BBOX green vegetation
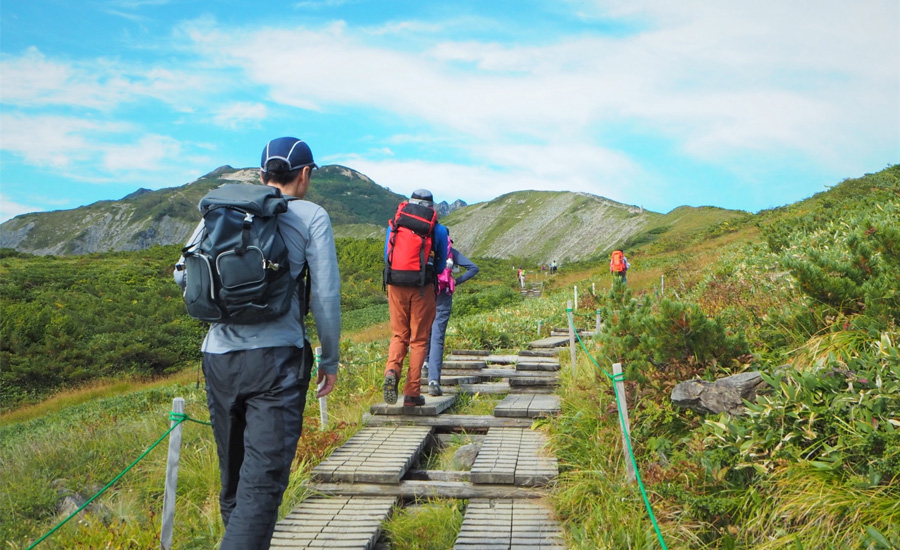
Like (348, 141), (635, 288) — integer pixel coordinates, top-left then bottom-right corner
(1, 164), (898, 549)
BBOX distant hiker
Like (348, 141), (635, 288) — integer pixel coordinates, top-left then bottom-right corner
(518, 267), (526, 289)
(610, 249), (631, 285)
(550, 260), (558, 275)
(383, 189), (449, 407)
(426, 242), (479, 396)
(174, 136), (341, 550)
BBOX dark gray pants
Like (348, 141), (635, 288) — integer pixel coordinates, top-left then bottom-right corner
(203, 345), (311, 550)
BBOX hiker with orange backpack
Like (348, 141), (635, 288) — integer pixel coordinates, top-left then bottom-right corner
(382, 189), (449, 407)
(610, 249), (631, 285)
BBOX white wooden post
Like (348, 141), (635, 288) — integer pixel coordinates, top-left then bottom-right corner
(592, 282), (596, 296)
(660, 275), (665, 296)
(566, 301), (577, 373)
(537, 320), (543, 338)
(160, 397), (184, 550)
(315, 346), (328, 430)
(595, 310), (601, 333)
(612, 363), (636, 483)
(573, 286), (578, 311)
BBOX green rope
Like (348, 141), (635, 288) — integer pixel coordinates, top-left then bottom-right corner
(27, 411), (210, 549)
(567, 307), (668, 550)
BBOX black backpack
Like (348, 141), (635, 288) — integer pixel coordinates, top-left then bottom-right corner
(177, 184), (307, 324)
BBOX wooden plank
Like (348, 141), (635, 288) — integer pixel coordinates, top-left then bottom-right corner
(528, 336), (569, 348)
(369, 394), (456, 416)
(453, 499), (565, 550)
(308, 480), (548, 500)
(471, 428), (557, 487)
(452, 349), (490, 356)
(271, 496), (396, 550)
(362, 413), (534, 429)
(311, 426), (432, 484)
(518, 349), (559, 358)
(515, 362), (561, 372)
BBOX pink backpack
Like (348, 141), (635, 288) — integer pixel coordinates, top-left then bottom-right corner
(436, 240), (455, 295)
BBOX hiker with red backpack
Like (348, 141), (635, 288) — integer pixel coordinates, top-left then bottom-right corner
(426, 241), (479, 396)
(382, 189), (449, 407)
(610, 249), (631, 284)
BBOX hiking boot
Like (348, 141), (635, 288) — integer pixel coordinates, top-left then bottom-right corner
(403, 395), (426, 407)
(428, 380), (443, 397)
(383, 371), (398, 405)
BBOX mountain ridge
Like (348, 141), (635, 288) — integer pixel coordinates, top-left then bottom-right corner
(0, 165), (745, 261)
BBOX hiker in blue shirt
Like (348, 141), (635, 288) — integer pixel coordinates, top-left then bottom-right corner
(426, 244), (479, 396)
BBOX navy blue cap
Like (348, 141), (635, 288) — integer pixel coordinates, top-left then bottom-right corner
(260, 137), (317, 172)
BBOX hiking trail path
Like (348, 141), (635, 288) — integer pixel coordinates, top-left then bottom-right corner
(271, 328), (573, 549)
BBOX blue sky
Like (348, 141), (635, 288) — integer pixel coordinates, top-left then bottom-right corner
(1, 1), (898, 223)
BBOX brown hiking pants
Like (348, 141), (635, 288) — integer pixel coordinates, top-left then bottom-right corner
(385, 284), (437, 398)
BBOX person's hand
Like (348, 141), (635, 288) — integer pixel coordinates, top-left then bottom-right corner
(316, 372), (336, 398)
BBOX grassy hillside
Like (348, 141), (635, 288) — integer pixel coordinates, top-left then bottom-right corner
(443, 190), (656, 263)
(1, 165), (898, 549)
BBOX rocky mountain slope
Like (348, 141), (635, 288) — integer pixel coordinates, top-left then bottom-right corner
(0, 164), (746, 262)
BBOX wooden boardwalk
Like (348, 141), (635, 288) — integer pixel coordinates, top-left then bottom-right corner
(275, 344), (568, 549)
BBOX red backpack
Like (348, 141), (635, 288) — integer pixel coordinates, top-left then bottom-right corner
(610, 250), (626, 273)
(384, 201), (438, 287)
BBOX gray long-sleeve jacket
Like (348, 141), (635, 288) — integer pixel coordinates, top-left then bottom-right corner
(174, 198), (341, 375)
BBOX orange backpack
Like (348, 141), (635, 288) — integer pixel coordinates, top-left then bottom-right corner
(384, 201), (438, 287)
(610, 250), (626, 273)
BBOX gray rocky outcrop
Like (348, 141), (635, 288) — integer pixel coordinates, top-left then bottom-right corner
(671, 371), (767, 415)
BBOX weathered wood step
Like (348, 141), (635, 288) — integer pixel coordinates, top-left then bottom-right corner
(516, 362), (561, 372)
(309, 480), (547, 500)
(441, 360), (487, 370)
(311, 426), (432, 484)
(452, 349), (490, 356)
(362, 413), (534, 429)
(453, 499), (565, 550)
(271, 496), (395, 549)
(470, 428), (558, 486)
(509, 376), (560, 388)
(418, 375), (481, 386)
(528, 336), (569, 348)
(370, 394), (457, 416)
(518, 349), (559, 358)
(494, 394), (561, 418)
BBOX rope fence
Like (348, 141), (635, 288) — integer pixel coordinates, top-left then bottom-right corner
(26, 408), (212, 550)
(567, 304), (669, 550)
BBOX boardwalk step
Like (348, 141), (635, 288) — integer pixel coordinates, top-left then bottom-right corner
(494, 394), (561, 418)
(452, 349), (490, 356)
(471, 428), (558, 486)
(442, 360), (487, 370)
(516, 362), (561, 372)
(518, 349), (558, 358)
(528, 336), (570, 348)
(418, 375), (481, 386)
(453, 499), (565, 550)
(271, 496), (395, 549)
(370, 394), (457, 416)
(509, 377), (560, 388)
(311, 426), (432, 484)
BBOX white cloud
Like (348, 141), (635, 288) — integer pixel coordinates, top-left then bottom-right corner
(213, 102), (269, 129)
(179, 2), (897, 171)
(0, 195), (45, 223)
(102, 134), (183, 172)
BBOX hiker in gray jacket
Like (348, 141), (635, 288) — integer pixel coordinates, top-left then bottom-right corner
(174, 137), (340, 550)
